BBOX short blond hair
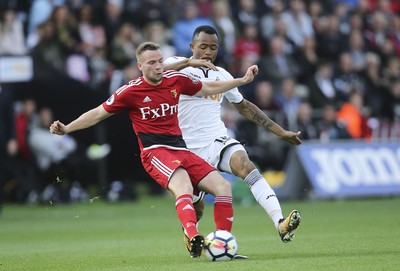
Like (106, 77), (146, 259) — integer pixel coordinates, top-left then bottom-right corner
(135, 42), (161, 60)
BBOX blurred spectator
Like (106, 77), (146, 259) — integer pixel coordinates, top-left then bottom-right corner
(381, 79), (400, 121)
(0, 86), (18, 212)
(316, 14), (346, 61)
(294, 36), (318, 84)
(88, 46), (112, 88)
(308, 0), (326, 34)
(197, 0), (213, 17)
(30, 20), (65, 72)
(379, 38), (397, 69)
(337, 89), (372, 139)
(361, 52), (386, 117)
(281, 0), (314, 48)
(66, 54), (91, 83)
(259, 0), (285, 42)
(14, 99), (38, 163)
(144, 21), (176, 60)
(75, 1), (111, 86)
(295, 101), (319, 140)
(110, 22), (142, 69)
(101, 0), (125, 46)
(273, 18), (297, 55)
(372, 0), (395, 20)
(0, 9), (27, 55)
(333, 2), (352, 35)
(77, 4), (107, 58)
(51, 5), (81, 55)
(171, 1), (214, 56)
(29, 107), (77, 180)
(231, 54), (259, 98)
(132, 0), (171, 28)
(274, 77), (301, 130)
(352, 0), (373, 30)
(232, 0), (259, 28)
(28, 107), (90, 203)
(233, 23), (261, 65)
(347, 11), (365, 33)
(109, 63), (141, 95)
(306, 60), (337, 109)
(49, 5), (89, 81)
(316, 104), (352, 142)
(221, 107), (239, 139)
(27, 0), (54, 36)
(251, 80), (281, 112)
(258, 35), (300, 90)
(380, 0), (400, 13)
(364, 11), (390, 57)
(210, 0), (237, 64)
(333, 52), (365, 103)
(12, 99), (40, 202)
(382, 57), (400, 85)
(387, 14), (400, 58)
(346, 30), (368, 72)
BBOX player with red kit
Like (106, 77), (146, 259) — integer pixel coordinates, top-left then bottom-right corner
(50, 42), (258, 258)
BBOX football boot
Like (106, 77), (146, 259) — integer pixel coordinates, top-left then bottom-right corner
(189, 234), (204, 258)
(278, 210), (301, 243)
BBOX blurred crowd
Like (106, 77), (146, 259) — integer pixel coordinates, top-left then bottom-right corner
(1, 0), (400, 204)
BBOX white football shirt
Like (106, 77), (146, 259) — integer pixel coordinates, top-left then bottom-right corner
(164, 56), (244, 148)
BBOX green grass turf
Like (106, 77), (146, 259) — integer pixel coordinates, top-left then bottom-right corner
(1, 195), (399, 271)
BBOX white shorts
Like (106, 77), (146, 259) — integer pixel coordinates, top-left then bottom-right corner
(191, 136), (245, 203)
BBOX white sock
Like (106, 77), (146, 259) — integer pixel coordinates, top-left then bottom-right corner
(244, 169), (283, 229)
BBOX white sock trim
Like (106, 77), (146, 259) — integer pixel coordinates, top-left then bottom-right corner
(243, 168), (261, 188)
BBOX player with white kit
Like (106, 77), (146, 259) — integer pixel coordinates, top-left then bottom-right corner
(164, 25), (302, 254)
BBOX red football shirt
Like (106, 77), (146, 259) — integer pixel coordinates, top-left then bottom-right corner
(102, 70), (202, 151)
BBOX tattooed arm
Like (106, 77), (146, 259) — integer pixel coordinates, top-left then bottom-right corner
(233, 99), (302, 145)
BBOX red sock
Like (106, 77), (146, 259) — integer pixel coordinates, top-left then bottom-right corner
(175, 194), (198, 239)
(214, 196), (233, 231)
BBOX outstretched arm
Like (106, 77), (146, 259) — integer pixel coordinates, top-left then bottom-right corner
(233, 99), (302, 145)
(164, 58), (218, 71)
(196, 65), (258, 96)
(50, 105), (113, 135)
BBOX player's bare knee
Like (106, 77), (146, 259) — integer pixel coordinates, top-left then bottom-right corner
(217, 179), (232, 196)
(231, 155), (256, 179)
(242, 159), (257, 176)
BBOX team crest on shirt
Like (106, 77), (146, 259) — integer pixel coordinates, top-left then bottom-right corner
(171, 89), (177, 98)
(172, 160), (181, 164)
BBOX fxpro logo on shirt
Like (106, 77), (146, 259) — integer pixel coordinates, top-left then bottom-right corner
(139, 103), (178, 120)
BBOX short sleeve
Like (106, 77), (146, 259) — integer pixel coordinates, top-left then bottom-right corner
(179, 75), (203, 96)
(102, 84), (131, 114)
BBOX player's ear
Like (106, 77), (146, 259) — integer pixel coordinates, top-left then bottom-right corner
(137, 62), (142, 71)
(190, 42), (195, 52)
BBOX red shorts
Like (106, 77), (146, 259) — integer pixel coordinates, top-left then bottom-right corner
(141, 147), (216, 190)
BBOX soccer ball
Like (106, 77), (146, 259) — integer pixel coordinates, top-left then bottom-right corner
(204, 230), (238, 261)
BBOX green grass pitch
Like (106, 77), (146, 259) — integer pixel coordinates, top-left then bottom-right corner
(1, 195), (399, 271)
